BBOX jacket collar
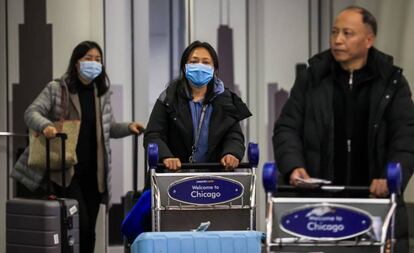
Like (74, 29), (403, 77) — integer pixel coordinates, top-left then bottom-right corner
(160, 78), (251, 121)
(308, 47), (398, 83)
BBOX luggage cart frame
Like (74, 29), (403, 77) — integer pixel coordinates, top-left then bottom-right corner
(147, 142), (259, 232)
(262, 162), (402, 253)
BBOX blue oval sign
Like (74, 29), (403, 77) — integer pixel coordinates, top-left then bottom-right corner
(280, 204), (372, 240)
(168, 176), (244, 205)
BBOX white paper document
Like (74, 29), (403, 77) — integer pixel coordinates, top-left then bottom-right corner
(295, 177), (332, 185)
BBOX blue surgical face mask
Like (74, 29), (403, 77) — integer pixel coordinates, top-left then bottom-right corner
(79, 61), (102, 82)
(185, 63), (214, 87)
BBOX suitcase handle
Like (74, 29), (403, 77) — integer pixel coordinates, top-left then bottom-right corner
(1, 131), (68, 197)
(133, 134), (138, 192)
(133, 129), (145, 192)
(45, 133), (68, 196)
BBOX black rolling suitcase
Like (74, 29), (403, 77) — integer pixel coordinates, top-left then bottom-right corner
(6, 133), (80, 253)
(122, 133), (148, 252)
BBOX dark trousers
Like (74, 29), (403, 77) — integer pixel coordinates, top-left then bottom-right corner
(393, 199), (410, 253)
(54, 170), (102, 253)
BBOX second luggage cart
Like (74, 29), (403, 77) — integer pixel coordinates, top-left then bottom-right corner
(147, 142), (259, 232)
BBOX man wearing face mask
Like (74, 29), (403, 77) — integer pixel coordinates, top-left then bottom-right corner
(13, 41), (145, 253)
(144, 41), (251, 172)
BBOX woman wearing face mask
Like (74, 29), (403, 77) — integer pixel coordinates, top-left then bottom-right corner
(144, 41), (251, 171)
(12, 41), (145, 253)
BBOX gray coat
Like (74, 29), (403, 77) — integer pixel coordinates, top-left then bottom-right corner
(11, 78), (132, 206)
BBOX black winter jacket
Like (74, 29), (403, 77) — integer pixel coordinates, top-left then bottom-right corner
(145, 79), (252, 165)
(273, 48), (414, 192)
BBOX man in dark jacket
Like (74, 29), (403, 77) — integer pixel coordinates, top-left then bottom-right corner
(273, 6), (414, 252)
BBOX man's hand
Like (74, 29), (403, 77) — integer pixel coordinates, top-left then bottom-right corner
(220, 154), (240, 171)
(369, 179), (389, 198)
(128, 122), (145, 135)
(289, 167), (310, 186)
(42, 126), (58, 139)
(163, 158), (181, 171)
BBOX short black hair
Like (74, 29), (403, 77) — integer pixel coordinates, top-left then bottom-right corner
(179, 40), (219, 78)
(343, 6), (377, 35)
(65, 41), (109, 96)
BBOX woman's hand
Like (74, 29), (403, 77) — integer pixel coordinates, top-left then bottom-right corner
(42, 126), (58, 139)
(220, 154), (239, 171)
(128, 122), (145, 135)
(163, 158), (181, 171)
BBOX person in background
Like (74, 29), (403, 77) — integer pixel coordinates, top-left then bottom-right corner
(273, 6), (414, 252)
(144, 40), (251, 171)
(12, 41), (145, 253)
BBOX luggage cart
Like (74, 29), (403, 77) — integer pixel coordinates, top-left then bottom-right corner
(262, 162), (402, 253)
(146, 142), (259, 232)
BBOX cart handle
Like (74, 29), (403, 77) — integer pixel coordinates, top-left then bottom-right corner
(147, 142), (259, 170)
(276, 185), (369, 193)
(262, 162), (402, 195)
(0, 131), (28, 137)
(152, 162), (253, 172)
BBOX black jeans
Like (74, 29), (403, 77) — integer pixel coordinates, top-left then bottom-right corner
(54, 171), (102, 253)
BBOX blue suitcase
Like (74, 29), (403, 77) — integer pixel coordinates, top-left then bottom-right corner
(131, 230), (263, 253)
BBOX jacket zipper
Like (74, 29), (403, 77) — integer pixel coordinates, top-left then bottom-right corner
(348, 70), (354, 90)
(346, 139), (352, 185)
(346, 70), (353, 184)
